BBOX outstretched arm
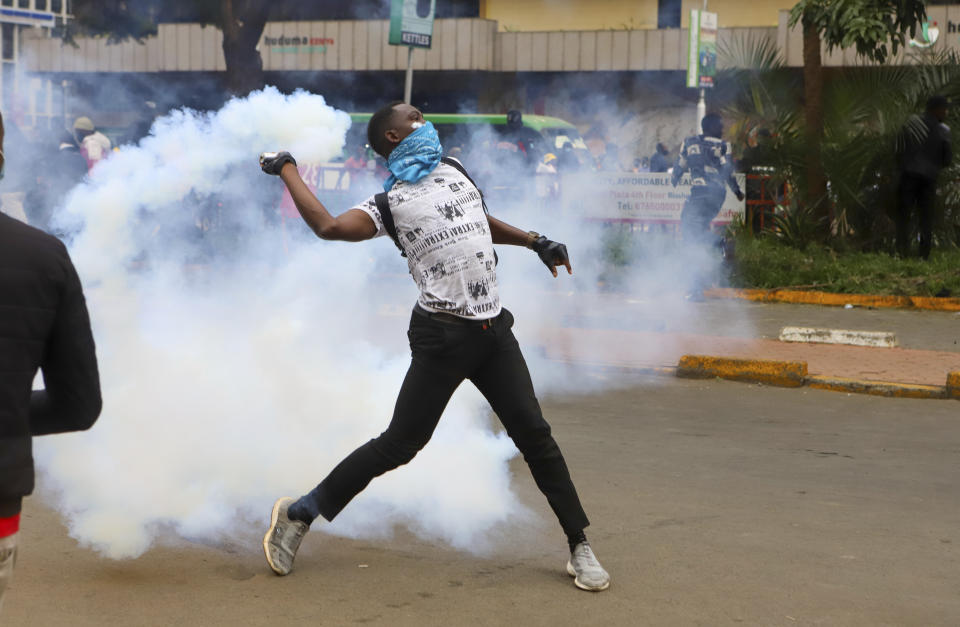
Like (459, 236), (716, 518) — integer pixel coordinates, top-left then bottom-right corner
(488, 214), (537, 247)
(487, 214), (572, 277)
(262, 152), (377, 241)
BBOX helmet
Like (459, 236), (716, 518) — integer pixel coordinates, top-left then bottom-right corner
(543, 153), (557, 164)
(73, 116), (95, 132)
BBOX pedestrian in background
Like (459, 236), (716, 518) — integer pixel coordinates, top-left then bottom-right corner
(897, 95), (952, 260)
(650, 142), (671, 173)
(24, 131), (89, 233)
(672, 113), (744, 300)
(536, 152), (559, 203)
(0, 110), (102, 616)
(72, 116), (112, 171)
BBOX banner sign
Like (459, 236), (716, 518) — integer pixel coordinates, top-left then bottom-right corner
(389, 0), (437, 48)
(687, 10), (718, 88)
(570, 172), (746, 226)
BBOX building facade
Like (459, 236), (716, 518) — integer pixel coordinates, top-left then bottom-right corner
(6, 1), (960, 160)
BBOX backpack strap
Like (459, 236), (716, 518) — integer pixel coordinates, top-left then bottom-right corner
(441, 156), (488, 214)
(374, 191), (406, 257)
(440, 156), (497, 266)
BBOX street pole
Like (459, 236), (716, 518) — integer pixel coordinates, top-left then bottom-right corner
(696, 0), (708, 132)
(403, 46), (414, 104)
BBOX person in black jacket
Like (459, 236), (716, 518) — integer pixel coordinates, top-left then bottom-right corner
(897, 95), (953, 259)
(649, 142), (671, 173)
(0, 111), (102, 615)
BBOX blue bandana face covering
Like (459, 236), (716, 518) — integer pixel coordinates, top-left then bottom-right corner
(383, 121), (443, 191)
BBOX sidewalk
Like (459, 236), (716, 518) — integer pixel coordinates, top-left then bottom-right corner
(537, 326), (960, 387)
(531, 295), (960, 396)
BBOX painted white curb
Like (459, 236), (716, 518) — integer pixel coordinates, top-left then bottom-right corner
(778, 326), (899, 348)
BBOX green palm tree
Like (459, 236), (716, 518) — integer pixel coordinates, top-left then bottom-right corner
(720, 35), (960, 253)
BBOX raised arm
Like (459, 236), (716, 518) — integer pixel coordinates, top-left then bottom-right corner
(261, 152), (377, 242)
(487, 214), (572, 277)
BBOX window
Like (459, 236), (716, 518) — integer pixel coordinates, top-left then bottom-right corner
(658, 0), (682, 29)
(1, 24), (14, 61)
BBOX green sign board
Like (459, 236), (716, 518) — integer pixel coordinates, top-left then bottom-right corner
(389, 0), (437, 48)
(687, 10), (718, 89)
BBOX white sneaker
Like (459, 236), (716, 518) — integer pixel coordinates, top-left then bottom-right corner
(566, 541), (610, 591)
(263, 497), (308, 576)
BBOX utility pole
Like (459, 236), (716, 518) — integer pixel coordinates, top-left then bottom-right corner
(696, 0), (708, 132)
(403, 47), (414, 104)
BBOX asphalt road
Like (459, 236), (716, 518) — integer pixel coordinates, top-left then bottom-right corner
(4, 377), (959, 626)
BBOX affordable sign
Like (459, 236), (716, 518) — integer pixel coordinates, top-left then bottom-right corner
(570, 172), (746, 226)
(389, 0), (437, 48)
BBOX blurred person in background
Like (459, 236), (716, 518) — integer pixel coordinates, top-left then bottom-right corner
(556, 141), (581, 174)
(672, 113), (744, 300)
(24, 131), (88, 233)
(633, 156), (650, 173)
(502, 109), (542, 166)
(0, 110), (102, 616)
(596, 143), (621, 171)
(341, 144), (370, 191)
(649, 142), (671, 173)
(897, 95), (952, 260)
(536, 152), (559, 204)
(72, 116), (112, 171)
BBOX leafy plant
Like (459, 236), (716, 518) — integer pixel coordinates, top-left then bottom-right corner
(720, 34), (960, 254)
(771, 203), (824, 250)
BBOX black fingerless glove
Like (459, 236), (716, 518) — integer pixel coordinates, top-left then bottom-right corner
(259, 151), (297, 175)
(531, 235), (570, 270)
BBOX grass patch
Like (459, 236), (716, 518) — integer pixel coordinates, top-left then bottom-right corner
(730, 237), (960, 297)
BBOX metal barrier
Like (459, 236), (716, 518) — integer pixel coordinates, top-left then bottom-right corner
(745, 173), (786, 233)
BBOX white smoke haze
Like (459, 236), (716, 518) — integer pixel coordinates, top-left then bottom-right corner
(34, 87), (525, 560)
(31, 85), (744, 560)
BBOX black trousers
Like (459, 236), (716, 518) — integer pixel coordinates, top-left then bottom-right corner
(292, 307), (590, 537)
(897, 172), (936, 259)
(680, 187), (727, 292)
(680, 186), (726, 246)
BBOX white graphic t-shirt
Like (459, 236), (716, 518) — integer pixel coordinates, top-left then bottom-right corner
(355, 160), (501, 319)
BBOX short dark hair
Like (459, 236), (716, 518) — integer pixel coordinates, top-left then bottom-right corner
(927, 95), (949, 112)
(367, 100), (405, 158)
(701, 113), (723, 136)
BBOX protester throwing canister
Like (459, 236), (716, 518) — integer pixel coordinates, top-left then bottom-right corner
(259, 101), (610, 592)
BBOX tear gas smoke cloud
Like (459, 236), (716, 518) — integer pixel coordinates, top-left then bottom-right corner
(32, 86), (745, 561)
(33, 88), (526, 559)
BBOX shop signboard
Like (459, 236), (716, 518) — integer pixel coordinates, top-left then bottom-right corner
(389, 0), (437, 48)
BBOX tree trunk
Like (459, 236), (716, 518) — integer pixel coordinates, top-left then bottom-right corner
(801, 16), (829, 232)
(221, 0), (271, 96)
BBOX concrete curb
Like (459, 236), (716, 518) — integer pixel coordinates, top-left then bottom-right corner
(547, 357), (959, 401)
(676, 355), (808, 387)
(674, 355), (957, 400)
(806, 375), (947, 399)
(779, 326), (898, 348)
(948, 372), (960, 400)
(705, 288), (960, 312)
